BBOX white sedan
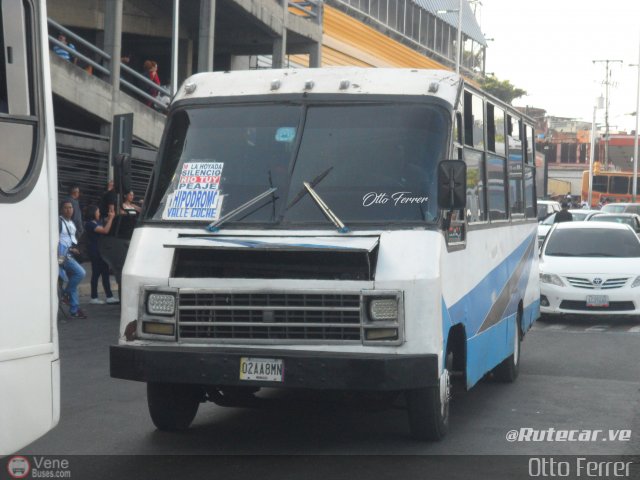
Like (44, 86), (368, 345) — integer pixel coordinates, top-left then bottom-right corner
(539, 222), (640, 319)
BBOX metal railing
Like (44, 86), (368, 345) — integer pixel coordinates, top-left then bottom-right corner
(47, 2), (322, 113)
(48, 18), (171, 112)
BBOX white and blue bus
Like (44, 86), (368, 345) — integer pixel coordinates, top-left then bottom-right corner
(0, 0), (60, 455)
(110, 68), (540, 440)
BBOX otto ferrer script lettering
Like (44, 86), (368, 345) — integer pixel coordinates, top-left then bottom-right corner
(362, 191), (429, 207)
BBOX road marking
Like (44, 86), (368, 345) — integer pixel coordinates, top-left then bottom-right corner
(585, 325), (608, 332)
(628, 326), (640, 333)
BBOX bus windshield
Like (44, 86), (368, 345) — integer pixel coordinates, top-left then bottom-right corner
(146, 102), (449, 227)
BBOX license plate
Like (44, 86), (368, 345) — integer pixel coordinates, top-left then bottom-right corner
(239, 357), (284, 382)
(586, 295), (609, 307)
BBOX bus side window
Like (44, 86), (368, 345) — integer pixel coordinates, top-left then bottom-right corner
(463, 92), (484, 150)
(507, 115), (524, 216)
(525, 125), (534, 164)
(0, 0), (37, 194)
(464, 149), (486, 222)
(524, 166), (536, 218)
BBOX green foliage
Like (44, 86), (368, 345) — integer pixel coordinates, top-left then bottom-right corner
(480, 76), (527, 105)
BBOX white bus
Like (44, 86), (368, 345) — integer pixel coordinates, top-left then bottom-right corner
(0, 0), (60, 455)
(110, 68), (540, 440)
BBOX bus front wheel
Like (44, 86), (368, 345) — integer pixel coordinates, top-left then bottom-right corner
(406, 354), (451, 441)
(147, 383), (202, 431)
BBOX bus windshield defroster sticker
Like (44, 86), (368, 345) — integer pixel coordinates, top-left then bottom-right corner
(162, 162), (224, 220)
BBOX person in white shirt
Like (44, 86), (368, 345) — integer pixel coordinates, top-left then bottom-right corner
(59, 200), (87, 318)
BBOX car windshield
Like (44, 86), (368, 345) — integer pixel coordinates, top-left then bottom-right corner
(545, 228), (640, 257)
(601, 204), (625, 213)
(146, 102), (449, 227)
(569, 211), (588, 221)
(590, 215), (636, 228)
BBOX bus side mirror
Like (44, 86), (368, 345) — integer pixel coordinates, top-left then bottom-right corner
(438, 160), (466, 210)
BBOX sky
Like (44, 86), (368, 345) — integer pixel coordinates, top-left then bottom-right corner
(480, 0), (640, 133)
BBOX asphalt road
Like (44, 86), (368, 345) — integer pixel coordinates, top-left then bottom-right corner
(18, 300), (640, 477)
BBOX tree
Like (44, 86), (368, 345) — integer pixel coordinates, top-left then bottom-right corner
(479, 75), (527, 105)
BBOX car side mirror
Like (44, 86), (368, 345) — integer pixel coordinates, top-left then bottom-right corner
(437, 160), (466, 210)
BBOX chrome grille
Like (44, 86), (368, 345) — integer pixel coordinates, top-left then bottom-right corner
(565, 277), (630, 289)
(178, 292), (362, 342)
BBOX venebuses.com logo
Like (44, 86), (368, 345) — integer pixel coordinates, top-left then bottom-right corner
(6, 456), (72, 478)
(6, 456), (30, 479)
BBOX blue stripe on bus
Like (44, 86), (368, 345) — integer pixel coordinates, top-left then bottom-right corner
(447, 233), (535, 338)
(440, 232), (538, 387)
(465, 312), (517, 387)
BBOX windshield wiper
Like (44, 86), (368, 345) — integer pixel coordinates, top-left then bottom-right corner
(303, 181), (349, 233)
(286, 166), (333, 209)
(206, 187), (277, 232)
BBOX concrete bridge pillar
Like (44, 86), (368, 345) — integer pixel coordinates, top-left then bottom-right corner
(197, 0), (216, 72)
(272, 0), (287, 69)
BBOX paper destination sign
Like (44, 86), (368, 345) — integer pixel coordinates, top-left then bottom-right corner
(162, 161), (224, 220)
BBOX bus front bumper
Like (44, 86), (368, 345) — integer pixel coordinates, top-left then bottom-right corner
(110, 345), (438, 391)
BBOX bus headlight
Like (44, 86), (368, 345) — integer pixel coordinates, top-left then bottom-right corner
(147, 293), (176, 316)
(369, 298), (398, 321)
(631, 276), (640, 288)
(362, 291), (403, 345)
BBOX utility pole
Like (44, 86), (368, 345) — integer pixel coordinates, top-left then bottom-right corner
(593, 59), (623, 169)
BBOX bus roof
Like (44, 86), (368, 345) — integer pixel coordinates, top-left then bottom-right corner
(173, 67), (462, 105)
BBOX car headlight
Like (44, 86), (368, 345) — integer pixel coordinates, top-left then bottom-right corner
(368, 298), (398, 321)
(631, 276), (640, 288)
(147, 293), (176, 315)
(540, 273), (565, 287)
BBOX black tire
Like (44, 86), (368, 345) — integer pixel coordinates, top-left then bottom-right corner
(147, 383), (202, 431)
(492, 317), (522, 383)
(406, 354), (451, 441)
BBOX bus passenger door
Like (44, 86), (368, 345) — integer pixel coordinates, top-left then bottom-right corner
(0, 0), (60, 455)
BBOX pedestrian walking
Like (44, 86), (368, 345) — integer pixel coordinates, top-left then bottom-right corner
(58, 200), (87, 319)
(84, 205), (119, 305)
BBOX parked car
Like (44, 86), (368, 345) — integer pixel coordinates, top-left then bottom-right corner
(601, 202), (640, 215)
(537, 209), (602, 247)
(588, 213), (640, 234)
(537, 200), (561, 221)
(539, 222), (640, 320)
